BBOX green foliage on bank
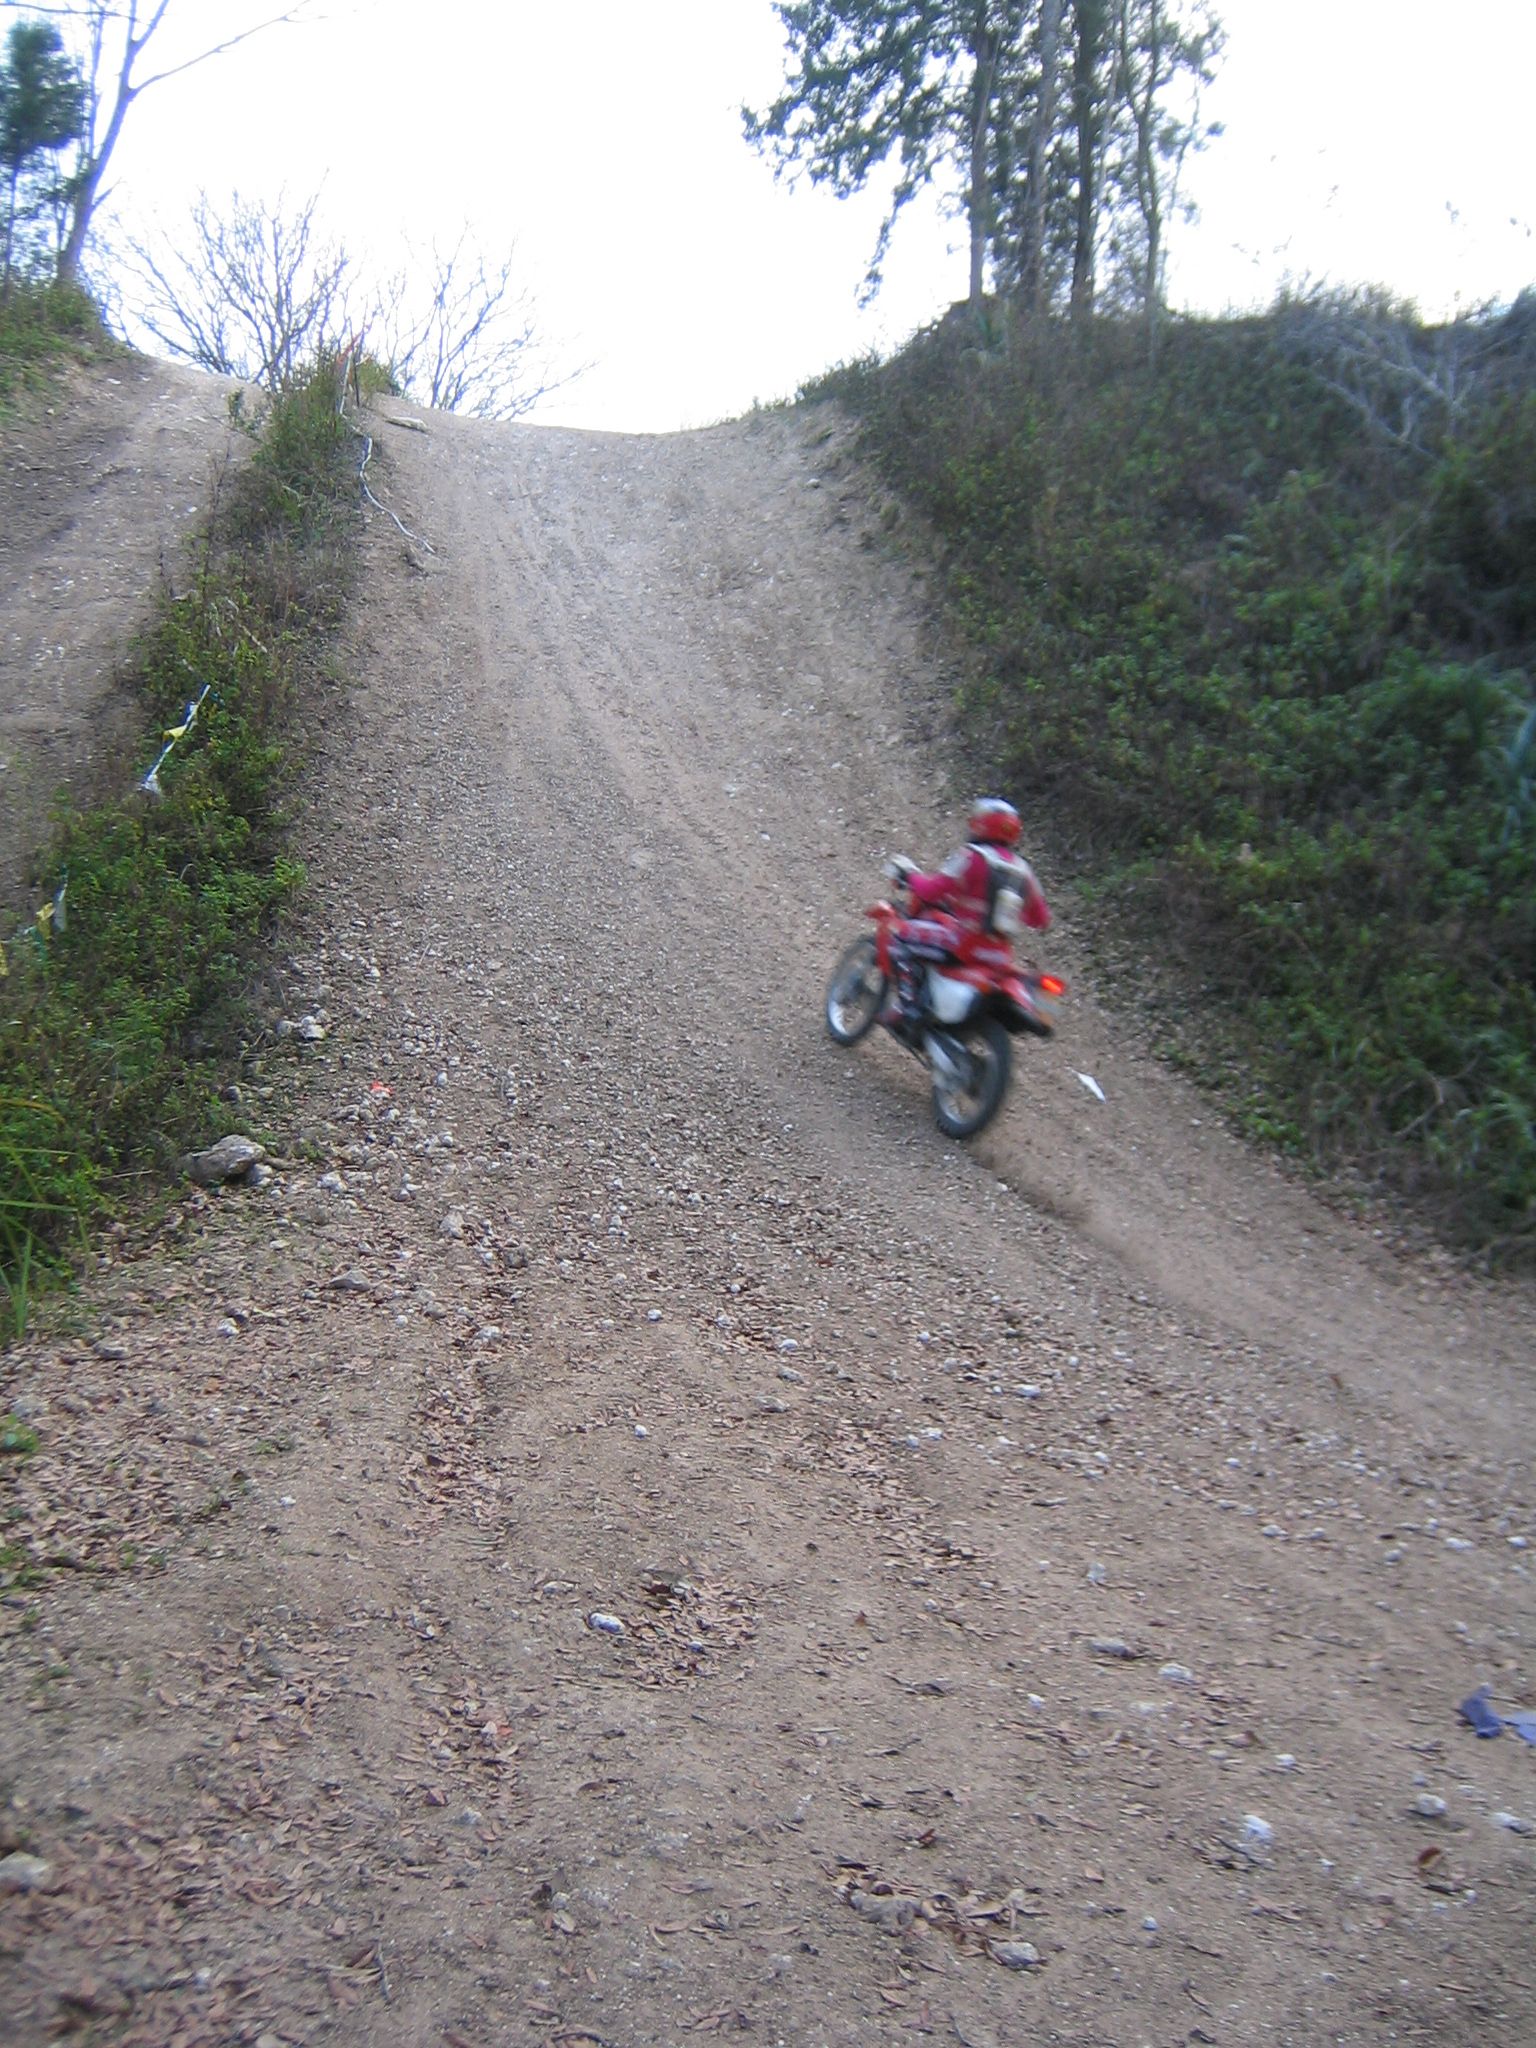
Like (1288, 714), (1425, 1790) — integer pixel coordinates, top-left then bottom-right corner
(811, 296), (1536, 1255)
(0, 354), (357, 1332)
(0, 278), (109, 407)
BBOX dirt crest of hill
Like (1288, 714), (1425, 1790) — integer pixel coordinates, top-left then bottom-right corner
(1, 376), (1533, 2048)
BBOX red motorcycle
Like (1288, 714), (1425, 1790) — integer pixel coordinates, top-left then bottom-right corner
(824, 857), (1066, 1138)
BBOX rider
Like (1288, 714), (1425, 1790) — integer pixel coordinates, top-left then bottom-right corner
(882, 798), (1050, 1034)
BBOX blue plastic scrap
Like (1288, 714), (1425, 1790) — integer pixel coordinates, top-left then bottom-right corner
(1458, 1687), (1507, 1738)
(1504, 1709), (1536, 1746)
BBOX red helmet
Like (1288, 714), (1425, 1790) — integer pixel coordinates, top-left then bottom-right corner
(968, 797), (1022, 846)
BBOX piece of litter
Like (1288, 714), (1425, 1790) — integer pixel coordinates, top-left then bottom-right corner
(1503, 1709), (1536, 1746)
(1074, 1071), (1106, 1102)
(1458, 1687), (1505, 1738)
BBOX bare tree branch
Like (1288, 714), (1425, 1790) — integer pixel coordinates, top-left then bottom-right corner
(371, 233), (572, 421)
(120, 186), (351, 388)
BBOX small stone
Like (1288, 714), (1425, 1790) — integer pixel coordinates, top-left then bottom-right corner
(1086, 1562), (1107, 1586)
(184, 1135), (265, 1186)
(439, 1209), (466, 1239)
(1240, 1814), (1274, 1846)
(587, 1613), (626, 1636)
(1444, 1536), (1473, 1551)
(1412, 1794), (1448, 1820)
(0, 1853), (51, 1893)
(1261, 1523), (1286, 1539)
(1013, 1384), (1042, 1398)
(849, 1889), (915, 1934)
(1089, 1637), (1138, 1660)
(646, 1308), (662, 1323)
(1491, 1810), (1533, 1834)
(989, 1939), (1042, 1970)
(1158, 1662), (1195, 1684)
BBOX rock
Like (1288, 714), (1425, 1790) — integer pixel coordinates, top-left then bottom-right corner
(184, 1135), (265, 1186)
(1491, 1810), (1533, 1834)
(849, 1889), (915, 1934)
(1240, 1814), (1274, 1846)
(0, 1852), (51, 1893)
(439, 1209), (466, 1239)
(1412, 1794), (1448, 1820)
(587, 1613), (626, 1636)
(990, 1939), (1042, 1970)
(1089, 1637), (1138, 1660)
(1158, 1662), (1195, 1684)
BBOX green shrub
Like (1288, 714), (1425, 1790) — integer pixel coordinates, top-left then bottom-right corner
(0, 354), (354, 1330)
(830, 302), (1536, 1255)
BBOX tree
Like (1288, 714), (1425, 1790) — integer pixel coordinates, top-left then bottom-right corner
(746, 1), (1224, 325)
(1106, 0), (1222, 343)
(0, 16), (84, 288)
(373, 233), (554, 421)
(4, 2), (315, 282)
(123, 187), (350, 388)
(744, 2), (1031, 308)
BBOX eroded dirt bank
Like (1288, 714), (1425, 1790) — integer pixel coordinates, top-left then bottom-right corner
(2, 389), (1533, 2048)
(0, 358), (242, 910)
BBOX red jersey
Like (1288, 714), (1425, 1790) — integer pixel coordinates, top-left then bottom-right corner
(907, 842), (1050, 937)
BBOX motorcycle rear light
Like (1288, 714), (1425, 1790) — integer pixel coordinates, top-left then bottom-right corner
(1038, 974), (1066, 997)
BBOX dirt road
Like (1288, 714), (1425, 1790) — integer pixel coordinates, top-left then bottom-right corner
(3, 383), (1533, 2048)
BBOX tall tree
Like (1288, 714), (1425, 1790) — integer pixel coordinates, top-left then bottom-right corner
(0, 17), (83, 287)
(1108, 0), (1223, 342)
(1067, 0), (1113, 316)
(744, 2), (1030, 308)
(4, 2), (315, 282)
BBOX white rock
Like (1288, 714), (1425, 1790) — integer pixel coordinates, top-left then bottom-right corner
(0, 1853), (50, 1893)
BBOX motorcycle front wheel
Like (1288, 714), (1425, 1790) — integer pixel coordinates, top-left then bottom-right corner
(825, 935), (887, 1045)
(931, 1017), (1012, 1137)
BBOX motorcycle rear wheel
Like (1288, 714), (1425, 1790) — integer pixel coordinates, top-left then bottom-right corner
(931, 1017), (1012, 1138)
(825, 935), (887, 1045)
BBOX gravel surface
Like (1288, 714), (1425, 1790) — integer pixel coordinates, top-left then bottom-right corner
(2, 377), (1533, 2048)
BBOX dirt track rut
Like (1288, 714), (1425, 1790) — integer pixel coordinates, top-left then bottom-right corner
(2, 389), (1533, 2048)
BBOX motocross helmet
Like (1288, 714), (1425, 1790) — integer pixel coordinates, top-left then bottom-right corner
(968, 797), (1022, 847)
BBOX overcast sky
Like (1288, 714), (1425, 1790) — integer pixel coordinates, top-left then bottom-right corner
(82, 0), (1536, 432)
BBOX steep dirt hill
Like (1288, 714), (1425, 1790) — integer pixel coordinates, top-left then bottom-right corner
(1, 379), (1533, 2048)
(0, 357), (243, 910)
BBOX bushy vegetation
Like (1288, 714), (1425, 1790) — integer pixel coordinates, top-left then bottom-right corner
(0, 351), (357, 1333)
(0, 278), (108, 406)
(811, 294), (1536, 1255)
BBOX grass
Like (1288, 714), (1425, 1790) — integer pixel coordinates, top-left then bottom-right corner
(0, 279), (112, 410)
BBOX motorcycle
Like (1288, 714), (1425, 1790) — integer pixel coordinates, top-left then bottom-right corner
(824, 856), (1066, 1138)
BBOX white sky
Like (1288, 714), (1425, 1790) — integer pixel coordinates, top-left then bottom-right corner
(76, 0), (1536, 432)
